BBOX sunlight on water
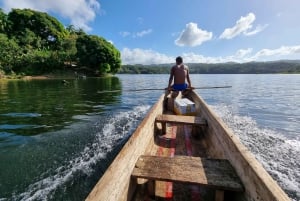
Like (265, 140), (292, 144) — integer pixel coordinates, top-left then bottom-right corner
(212, 104), (300, 200)
(7, 105), (150, 201)
(0, 113), (42, 118)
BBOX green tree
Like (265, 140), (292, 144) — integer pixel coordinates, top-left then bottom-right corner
(7, 9), (67, 50)
(76, 35), (121, 75)
(13, 49), (64, 75)
(0, 9), (7, 33)
(0, 8), (123, 77)
(66, 25), (76, 34)
(0, 33), (21, 73)
(100, 63), (111, 73)
(60, 34), (78, 66)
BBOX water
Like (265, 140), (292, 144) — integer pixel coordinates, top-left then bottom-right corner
(0, 74), (299, 201)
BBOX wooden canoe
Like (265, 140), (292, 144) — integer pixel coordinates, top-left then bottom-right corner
(86, 90), (290, 201)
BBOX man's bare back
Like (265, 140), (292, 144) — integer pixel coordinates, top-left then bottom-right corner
(168, 56), (192, 91)
(172, 64), (188, 85)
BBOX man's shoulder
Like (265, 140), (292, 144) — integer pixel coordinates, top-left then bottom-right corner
(171, 65), (177, 71)
(171, 64), (189, 70)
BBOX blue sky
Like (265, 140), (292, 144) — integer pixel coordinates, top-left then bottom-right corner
(1, 0), (300, 64)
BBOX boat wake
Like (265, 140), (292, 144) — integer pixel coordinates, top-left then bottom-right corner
(213, 104), (300, 201)
(7, 105), (151, 201)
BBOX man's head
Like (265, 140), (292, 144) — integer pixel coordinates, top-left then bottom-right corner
(176, 56), (183, 64)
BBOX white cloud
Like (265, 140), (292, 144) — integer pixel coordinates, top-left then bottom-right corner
(220, 13), (255, 39)
(120, 29), (153, 38)
(234, 48), (253, 58)
(1, 0), (100, 32)
(175, 22), (213, 47)
(181, 49), (253, 63)
(277, 12), (283, 17)
(135, 29), (152, 37)
(219, 13), (266, 39)
(137, 17), (144, 25)
(251, 45), (300, 60)
(181, 52), (222, 63)
(121, 48), (173, 65)
(244, 24), (268, 36)
(121, 45), (300, 65)
(120, 31), (131, 37)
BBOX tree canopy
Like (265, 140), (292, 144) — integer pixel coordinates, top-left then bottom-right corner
(0, 8), (121, 77)
(76, 35), (121, 75)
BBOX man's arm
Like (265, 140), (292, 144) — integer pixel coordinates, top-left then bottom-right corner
(186, 67), (192, 88)
(168, 67), (174, 90)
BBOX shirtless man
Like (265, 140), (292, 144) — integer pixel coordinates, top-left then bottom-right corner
(167, 56), (192, 97)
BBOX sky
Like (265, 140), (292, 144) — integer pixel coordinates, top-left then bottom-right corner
(1, 0), (300, 65)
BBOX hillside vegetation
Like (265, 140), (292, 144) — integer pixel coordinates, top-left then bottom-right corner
(120, 61), (300, 74)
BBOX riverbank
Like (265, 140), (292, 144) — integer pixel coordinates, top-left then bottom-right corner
(0, 75), (73, 81)
(0, 70), (80, 81)
(22, 75), (52, 80)
(0, 72), (115, 81)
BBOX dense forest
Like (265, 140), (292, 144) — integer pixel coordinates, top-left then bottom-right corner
(0, 8), (121, 78)
(120, 60), (300, 74)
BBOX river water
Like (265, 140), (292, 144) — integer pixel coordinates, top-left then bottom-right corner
(0, 74), (299, 201)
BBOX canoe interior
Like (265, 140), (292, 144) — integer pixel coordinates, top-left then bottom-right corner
(86, 91), (290, 201)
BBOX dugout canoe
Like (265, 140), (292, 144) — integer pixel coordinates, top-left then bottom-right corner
(86, 90), (290, 201)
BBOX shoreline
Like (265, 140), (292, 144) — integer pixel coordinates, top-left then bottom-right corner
(0, 75), (70, 81)
(22, 75), (52, 80)
(0, 73), (114, 81)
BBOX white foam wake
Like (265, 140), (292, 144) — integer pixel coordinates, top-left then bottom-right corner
(9, 105), (151, 201)
(212, 104), (300, 201)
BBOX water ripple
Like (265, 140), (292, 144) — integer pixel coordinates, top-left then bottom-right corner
(0, 113), (42, 118)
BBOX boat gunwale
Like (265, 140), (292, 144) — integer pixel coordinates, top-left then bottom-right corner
(189, 91), (290, 201)
(86, 94), (165, 201)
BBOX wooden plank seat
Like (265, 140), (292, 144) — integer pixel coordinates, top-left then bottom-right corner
(156, 114), (207, 125)
(155, 114), (207, 134)
(132, 155), (244, 201)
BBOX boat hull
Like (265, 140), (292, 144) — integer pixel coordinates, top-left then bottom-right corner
(86, 91), (290, 201)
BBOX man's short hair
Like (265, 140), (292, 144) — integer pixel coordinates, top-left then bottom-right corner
(176, 56), (183, 63)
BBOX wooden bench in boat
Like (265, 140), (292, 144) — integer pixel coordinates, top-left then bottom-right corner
(155, 114), (207, 133)
(132, 155), (244, 201)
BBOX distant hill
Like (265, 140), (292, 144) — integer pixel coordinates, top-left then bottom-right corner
(119, 60), (300, 74)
